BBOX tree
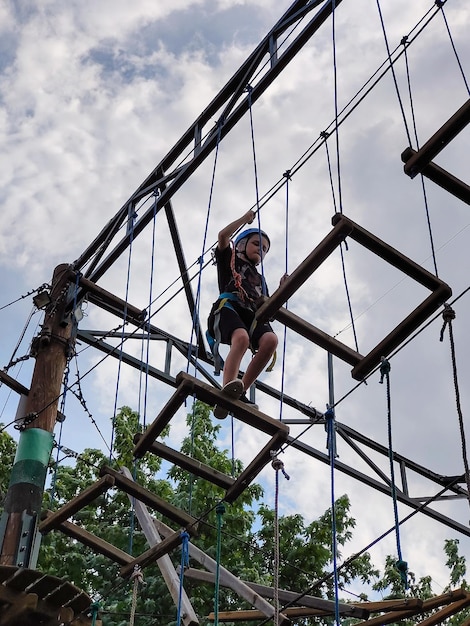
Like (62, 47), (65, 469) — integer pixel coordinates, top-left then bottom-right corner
(3, 404), (467, 625)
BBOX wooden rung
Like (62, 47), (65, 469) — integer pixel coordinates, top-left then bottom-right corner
(225, 431), (289, 503)
(133, 381), (190, 457)
(79, 276), (146, 323)
(100, 466), (199, 535)
(182, 567), (368, 618)
(403, 98), (470, 179)
(257, 213), (451, 381)
(120, 529), (184, 579)
(255, 215), (354, 323)
(133, 435), (235, 490)
(42, 512), (133, 566)
(2, 567), (44, 592)
(175, 372), (290, 438)
(207, 608), (290, 624)
(43, 581), (83, 606)
(39, 475), (115, 534)
(274, 306), (363, 367)
(64, 591), (94, 613)
(351, 284), (450, 381)
(401, 147), (470, 206)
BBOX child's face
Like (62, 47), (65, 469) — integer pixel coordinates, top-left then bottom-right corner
(245, 234), (269, 265)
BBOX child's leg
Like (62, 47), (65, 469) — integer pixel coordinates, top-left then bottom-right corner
(242, 331), (278, 391)
(222, 327), (249, 386)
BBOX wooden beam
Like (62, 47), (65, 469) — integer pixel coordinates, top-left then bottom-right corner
(79, 275), (146, 323)
(416, 595), (470, 626)
(401, 147), (470, 205)
(403, 98), (470, 178)
(0, 370), (29, 397)
(39, 475), (115, 534)
(100, 465), (199, 534)
(175, 372), (290, 438)
(225, 430), (289, 503)
(41, 512), (133, 566)
(120, 530), (184, 579)
(353, 589), (468, 626)
(182, 567), (368, 618)
(133, 436), (235, 490)
(120, 467), (199, 626)
(153, 518), (289, 625)
(273, 306), (362, 366)
(255, 215), (354, 322)
(133, 381), (189, 457)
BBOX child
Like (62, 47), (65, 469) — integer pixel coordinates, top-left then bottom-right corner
(207, 210), (279, 419)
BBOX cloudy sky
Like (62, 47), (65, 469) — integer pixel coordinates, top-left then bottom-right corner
(1, 0), (470, 604)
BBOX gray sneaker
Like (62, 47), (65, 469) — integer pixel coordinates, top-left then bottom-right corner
(213, 379), (244, 419)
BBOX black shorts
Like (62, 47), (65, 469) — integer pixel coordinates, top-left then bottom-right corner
(208, 302), (274, 351)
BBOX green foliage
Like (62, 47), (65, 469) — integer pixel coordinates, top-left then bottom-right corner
(0, 425), (17, 499)
(1, 405), (467, 625)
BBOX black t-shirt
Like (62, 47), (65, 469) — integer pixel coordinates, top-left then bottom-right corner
(215, 245), (269, 305)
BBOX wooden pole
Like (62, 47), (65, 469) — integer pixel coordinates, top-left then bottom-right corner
(0, 264), (75, 567)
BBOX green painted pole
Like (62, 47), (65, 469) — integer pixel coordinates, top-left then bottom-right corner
(0, 264), (75, 567)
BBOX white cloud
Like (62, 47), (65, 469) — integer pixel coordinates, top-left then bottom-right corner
(1, 0), (470, 603)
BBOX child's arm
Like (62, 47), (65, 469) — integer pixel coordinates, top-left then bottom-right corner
(218, 210), (255, 251)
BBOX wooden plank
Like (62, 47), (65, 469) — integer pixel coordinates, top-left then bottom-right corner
(255, 215), (354, 323)
(225, 431), (289, 503)
(403, 98), (470, 178)
(0, 565), (19, 584)
(353, 589), (468, 626)
(175, 372), (290, 438)
(0, 370), (29, 397)
(120, 466), (199, 626)
(352, 284), (451, 381)
(64, 591), (94, 614)
(273, 306), (362, 367)
(416, 596), (470, 626)
(0, 593), (38, 626)
(133, 381), (190, 457)
(43, 580), (83, 606)
(134, 436), (235, 490)
(182, 567), (368, 618)
(2, 567), (44, 592)
(401, 147), (470, 206)
(100, 465), (199, 534)
(42, 512), (133, 566)
(153, 518), (290, 626)
(120, 530), (184, 579)
(79, 275), (146, 323)
(39, 475), (115, 534)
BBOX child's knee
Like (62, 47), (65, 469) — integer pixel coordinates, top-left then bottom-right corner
(260, 331), (278, 353)
(231, 328), (250, 351)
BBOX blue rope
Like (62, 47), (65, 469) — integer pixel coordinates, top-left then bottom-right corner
(109, 205), (136, 462)
(214, 502), (225, 626)
(331, 0), (343, 215)
(140, 194), (159, 430)
(177, 531), (190, 626)
(380, 358), (408, 588)
(326, 351), (340, 625)
(246, 84), (267, 295)
(326, 409), (340, 625)
(279, 171), (291, 422)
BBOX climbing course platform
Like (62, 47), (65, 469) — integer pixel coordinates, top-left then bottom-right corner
(0, 565), (99, 625)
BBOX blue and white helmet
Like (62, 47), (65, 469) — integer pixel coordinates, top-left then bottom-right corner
(234, 228), (271, 253)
